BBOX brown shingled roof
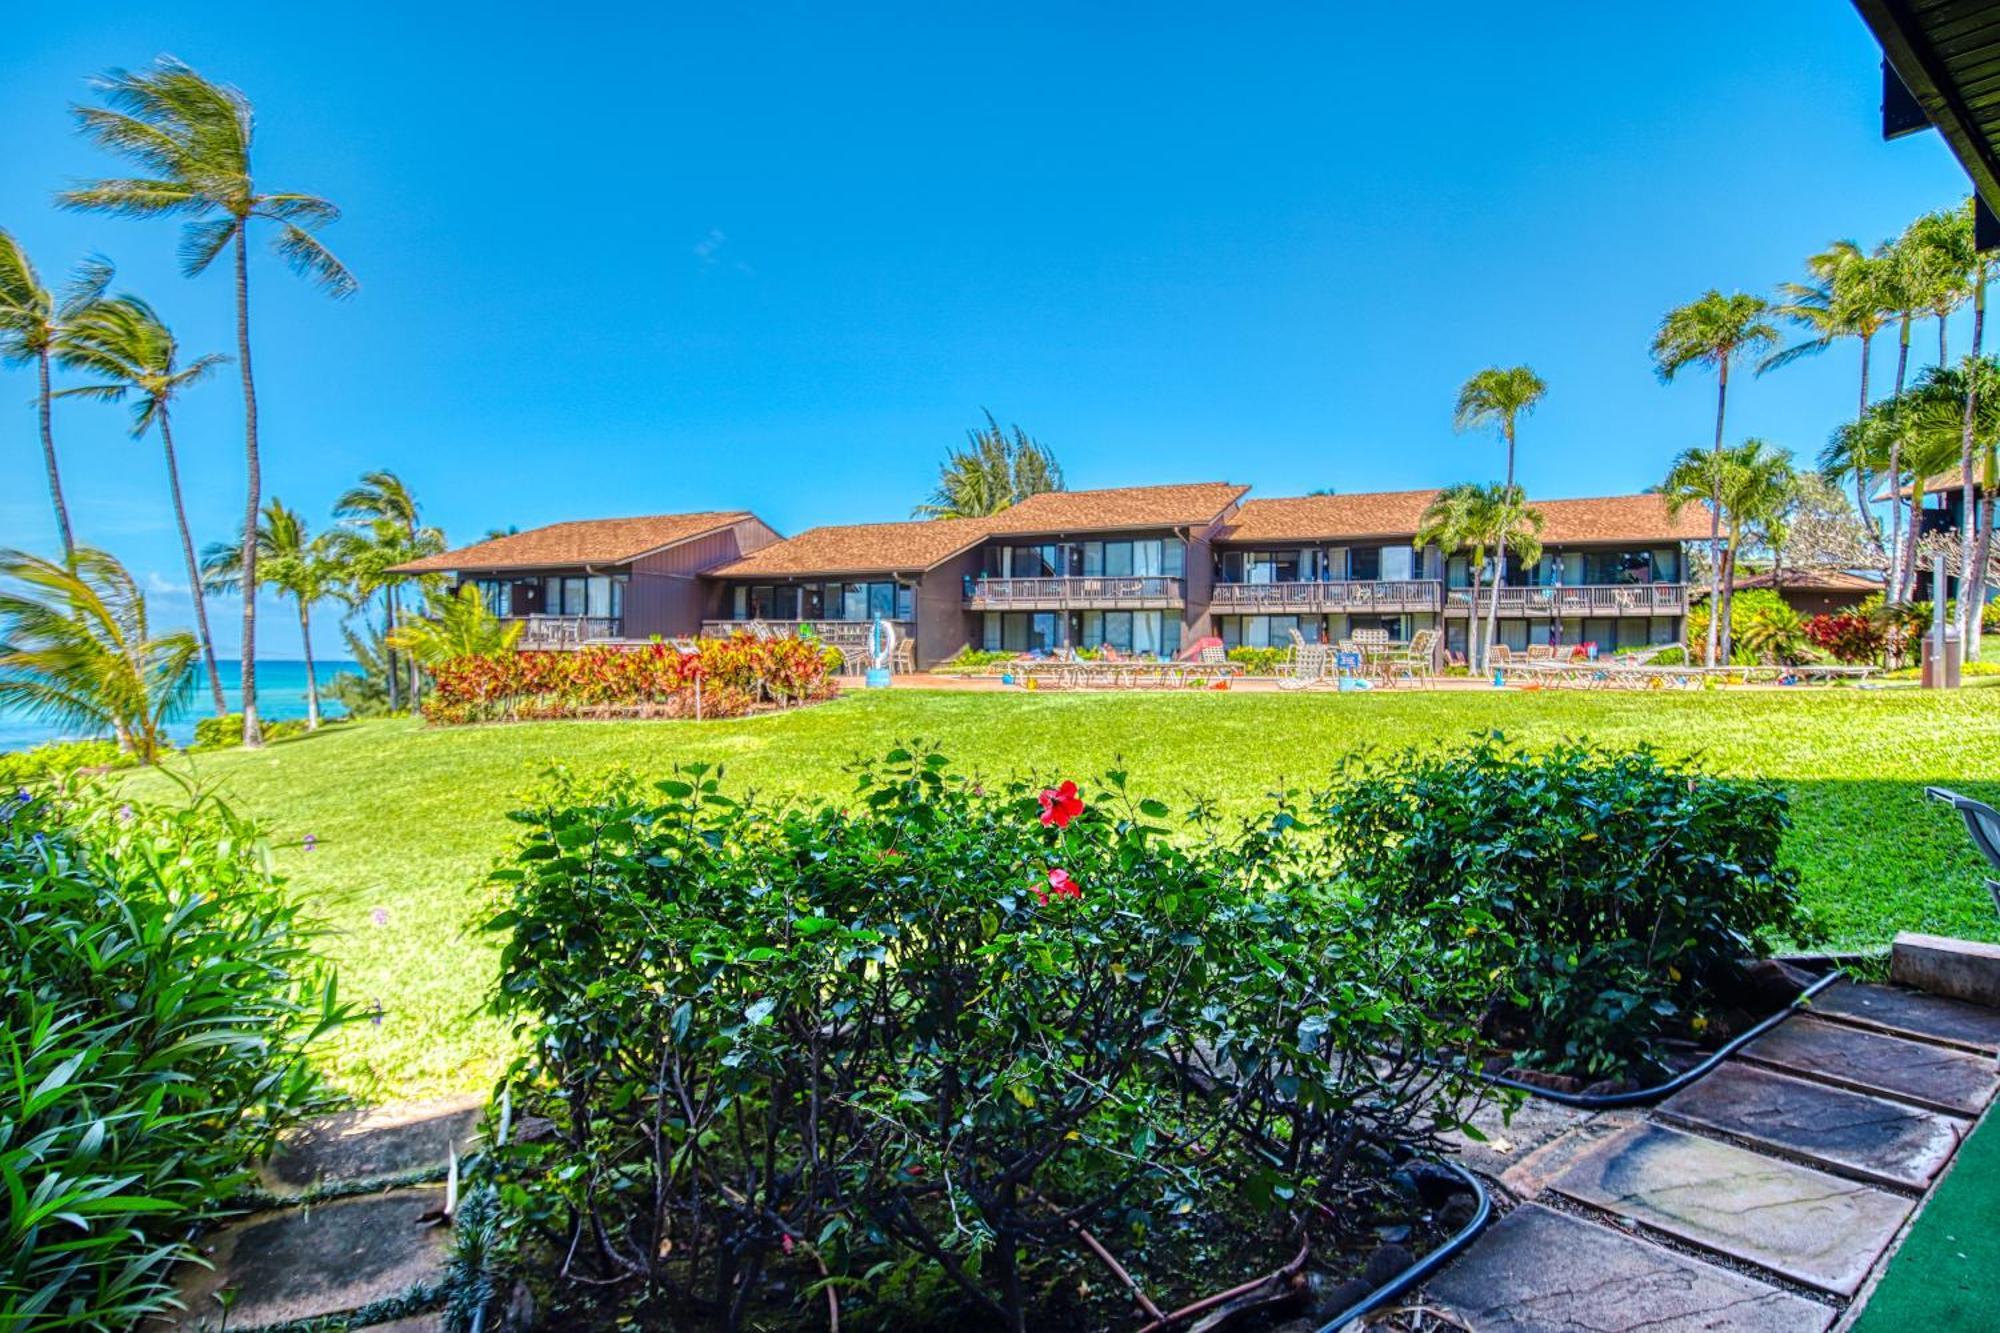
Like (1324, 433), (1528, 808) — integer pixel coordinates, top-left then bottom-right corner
(1873, 461), (1986, 501)
(1219, 490), (1710, 545)
(713, 517), (996, 578)
(389, 512), (755, 573)
(980, 482), (1248, 534)
(1723, 569), (1883, 594)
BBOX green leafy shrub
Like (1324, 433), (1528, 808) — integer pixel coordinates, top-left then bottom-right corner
(1735, 602), (1814, 665)
(1, 782), (347, 1328)
(191, 712), (311, 749)
(1319, 735), (1802, 1078)
(0, 739), (133, 786)
(935, 648), (1017, 672)
(484, 750), (1487, 1331)
(1225, 645), (1289, 675)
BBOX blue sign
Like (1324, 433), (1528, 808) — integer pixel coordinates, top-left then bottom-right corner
(1335, 651), (1363, 670)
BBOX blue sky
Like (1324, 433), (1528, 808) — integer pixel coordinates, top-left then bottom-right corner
(0, 2), (1977, 655)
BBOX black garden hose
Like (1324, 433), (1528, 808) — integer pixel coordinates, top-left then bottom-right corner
(1312, 1159), (1491, 1333)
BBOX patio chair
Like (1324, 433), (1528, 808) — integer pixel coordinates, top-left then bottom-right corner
(1926, 788), (2000, 914)
(1527, 643), (1554, 661)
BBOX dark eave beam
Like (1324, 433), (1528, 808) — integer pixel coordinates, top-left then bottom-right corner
(1852, 0), (2000, 217)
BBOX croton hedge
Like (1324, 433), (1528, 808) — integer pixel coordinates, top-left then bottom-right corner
(483, 749), (1492, 1332)
(423, 636), (838, 725)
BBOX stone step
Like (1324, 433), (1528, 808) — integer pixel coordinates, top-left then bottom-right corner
(1814, 977), (2000, 1055)
(1425, 1202), (1834, 1332)
(1546, 1122), (1911, 1297)
(1656, 1062), (1962, 1191)
(1890, 931), (2000, 1010)
(1741, 1015), (1998, 1118)
(261, 1095), (485, 1198)
(163, 1187), (451, 1331)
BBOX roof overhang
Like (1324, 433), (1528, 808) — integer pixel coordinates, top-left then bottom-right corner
(1853, 0), (2000, 220)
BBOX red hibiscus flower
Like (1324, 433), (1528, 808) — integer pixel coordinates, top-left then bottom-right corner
(1039, 780), (1084, 828)
(1045, 867), (1080, 899)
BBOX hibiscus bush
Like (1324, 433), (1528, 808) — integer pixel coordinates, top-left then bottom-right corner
(483, 748), (1489, 1332)
(1319, 735), (1802, 1079)
(1803, 610), (1885, 664)
(423, 634), (837, 725)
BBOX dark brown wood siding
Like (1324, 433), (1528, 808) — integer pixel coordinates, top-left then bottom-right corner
(916, 550), (982, 667)
(624, 517), (782, 638)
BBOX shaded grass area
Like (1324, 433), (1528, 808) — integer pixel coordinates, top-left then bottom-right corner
(1852, 1107), (2000, 1333)
(119, 688), (2000, 1101)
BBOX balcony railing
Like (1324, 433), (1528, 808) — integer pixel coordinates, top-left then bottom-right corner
(965, 575), (1184, 609)
(1208, 580), (1443, 613)
(700, 620), (917, 655)
(1443, 584), (1688, 616)
(507, 615), (622, 648)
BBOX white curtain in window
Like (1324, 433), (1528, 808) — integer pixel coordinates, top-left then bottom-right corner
(1381, 546), (1415, 581)
(1133, 612), (1160, 655)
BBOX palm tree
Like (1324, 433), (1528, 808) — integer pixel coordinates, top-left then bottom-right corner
(1418, 483), (1499, 670)
(1481, 485), (1543, 669)
(1762, 240), (1893, 541)
(1650, 291), (1778, 664)
(1661, 441), (1796, 663)
(1888, 361), (2000, 602)
(386, 584), (523, 666)
(0, 547), (197, 764)
(202, 500), (337, 729)
(62, 57), (357, 749)
(912, 412), (1064, 518)
(54, 294), (230, 715)
(332, 471), (444, 710)
(1452, 366), (1546, 490)
(0, 233), (113, 557)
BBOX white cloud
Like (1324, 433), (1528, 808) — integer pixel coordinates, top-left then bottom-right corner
(147, 570), (190, 597)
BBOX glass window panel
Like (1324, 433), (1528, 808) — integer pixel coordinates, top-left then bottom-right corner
(1031, 613), (1057, 650)
(1653, 548), (1680, 582)
(1001, 613), (1029, 652)
(1082, 542), (1105, 576)
(868, 583), (895, 619)
(732, 586), (746, 618)
(1105, 543), (1133, 577)
(1500, 619), (1530, 651)
(802, 585), (823, 618)
(774, 586), (799, 619)
(563, 577), (587, 615)
(896, 584), (915, 620)
(1381, 546), (1414, 581)
(1650, 616), (1677, 645)
(1132, 541), (1163, 576)
(843, 584), (867, 621)
(983, 613), (1001, 651)
(586, 576), (612, 618)
(608, 578), (623, 621)
(1131, 612), (1159, 655)
(1349, 547), (1381, 581)
(544, 578), (563, 614)
(1325, 547), (1349, 581)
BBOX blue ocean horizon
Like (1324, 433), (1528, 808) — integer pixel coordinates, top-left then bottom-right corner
(0, 659), (357, 754)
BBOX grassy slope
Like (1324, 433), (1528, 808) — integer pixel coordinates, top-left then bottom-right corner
(121, 688), (2000, 1102)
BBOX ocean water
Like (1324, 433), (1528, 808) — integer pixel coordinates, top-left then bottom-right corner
(0, 659), (354, 754)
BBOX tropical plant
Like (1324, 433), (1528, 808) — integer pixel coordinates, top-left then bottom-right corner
(1892, 359), (2000, 601)
(326, 620), (395, 718)
(1482, 484), (1543, 672)
(55, 293), (231, 714)
(386, 584), (523, 668)
(1662, 441), (1795, 663)
(0, 548), (197, 764)
(1417, 482), (1501, 670)
(1651, 291), (1779, 665)
(912, 411), (1064, 518)
(1, 783), (346, 1329)
(0, 232), (113, 557)
(202, 500), (339, 729)
(1734, 601), (1812, 665)
(332, 470), (444, 710)
(63, 57), (357, 748)
(1452, 364), (1545, 490)
(1763, 239), (1894, 541)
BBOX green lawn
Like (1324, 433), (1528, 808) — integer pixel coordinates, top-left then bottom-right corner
(120, 688), (2000, 1103)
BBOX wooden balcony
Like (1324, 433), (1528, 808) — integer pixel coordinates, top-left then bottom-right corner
(1442, 584), (1688, 616)
(699, 619), (916, 654)
(507, 615), (622, 648)
(1208, 580), (1443, 613)
(965, 576), (1184, 610)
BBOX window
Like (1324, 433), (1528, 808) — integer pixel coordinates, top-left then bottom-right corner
(1220, 616), (1242, 649)
(843, 583), (867, 621)
(1652, 548), (1681, 582)
(1649, 616), (1678, 645)
(1082, 542), (1106, 576)
(732, 586), (747, 619)
(473, 580), (511, 617)
(1132, 540), (1163, 577)
(1163, 539), (1186, 577)
(868, 582), (895, 620)
(983, 612), (1002, 651)
(802, 585), (824, 618)
(1349, 547), (1382, 581)
(895, 584), (915, 620)
(1499, 619), (1529, 652)
(1217, 550), (1244, 583)
(1105, 542), (1133, 577)
(1380, 546), (1415, 582)
(609, 577), (625, 622)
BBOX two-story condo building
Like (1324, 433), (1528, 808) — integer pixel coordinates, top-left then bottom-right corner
(398, 482), (1709, 668)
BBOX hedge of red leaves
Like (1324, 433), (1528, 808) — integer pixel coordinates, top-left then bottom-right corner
(1801, 611), (1885, 665)
(423, 635), (838, 725)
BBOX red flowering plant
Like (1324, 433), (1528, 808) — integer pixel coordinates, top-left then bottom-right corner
(423, 634), (833, 725)
(487, 746), (1489, 1332)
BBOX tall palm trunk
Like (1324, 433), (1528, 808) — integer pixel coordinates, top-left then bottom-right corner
(1467, 552), (1484, 671)
(37, 349), (75, 558)
(1904, 476), (1932, 605)
(1888, 317), (1913, 603)
(298, 598), (321, 729)
(1720, 520), (1742, 664)
(1961, 271), (1987, 642)
(1705, 364), (1728, 667)
(1856, 335), (1885, 556)
(159, 410), (228, 715)
(234, 226), (264, 747)
(1503, 421), (1516, 491)
(1484, 542), (1504, 670)
(1973, 449), (1996, 657)
(383, 586), (401, 711)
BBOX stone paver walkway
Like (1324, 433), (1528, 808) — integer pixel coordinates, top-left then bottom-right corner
(158, 1097), (480, 1331)
(1423, 974), (2000, 1333)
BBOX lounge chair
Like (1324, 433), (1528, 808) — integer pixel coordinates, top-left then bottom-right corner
(1926, 787), (2000, 914)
